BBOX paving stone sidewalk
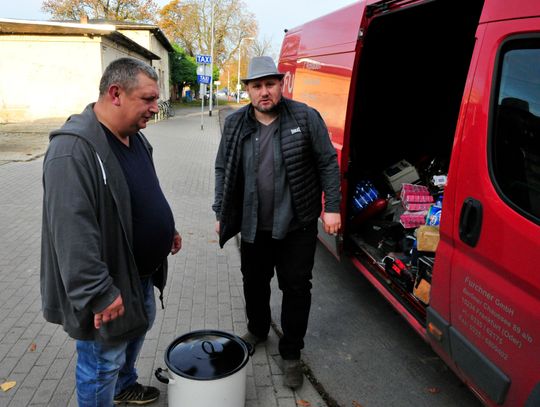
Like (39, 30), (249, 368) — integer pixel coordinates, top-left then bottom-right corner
(0, 111), (327, 407)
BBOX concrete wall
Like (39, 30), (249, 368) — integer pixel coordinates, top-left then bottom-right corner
(0, 35), (103, 123)
(0, 34), (154, 124)
(100, 38), (152, 71)
(150, 35), (171, 102)
(119, 30), (171, 101)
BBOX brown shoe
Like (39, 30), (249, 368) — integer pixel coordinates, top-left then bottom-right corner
(282, 359), (303, 389)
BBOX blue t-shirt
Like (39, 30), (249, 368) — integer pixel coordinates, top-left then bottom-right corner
(103, 125), (174, 277)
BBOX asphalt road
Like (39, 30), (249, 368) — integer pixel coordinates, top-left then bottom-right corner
(283, 244), (482, 407)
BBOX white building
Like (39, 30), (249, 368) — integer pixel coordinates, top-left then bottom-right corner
(0, 18), (173, 123)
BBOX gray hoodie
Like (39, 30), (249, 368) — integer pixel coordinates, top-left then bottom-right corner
(40, 104), (167, 343)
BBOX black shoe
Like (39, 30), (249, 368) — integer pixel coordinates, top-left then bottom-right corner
(283, 359), (304, 389)
(241, 331), (267, 350)
(114, 383), (160, 405)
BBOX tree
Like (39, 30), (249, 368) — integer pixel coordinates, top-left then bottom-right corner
(41, 0), (159, 22)
(158, 0), (257, 67)
(251, 36), (275, 59)
(170, 44), (197, 91)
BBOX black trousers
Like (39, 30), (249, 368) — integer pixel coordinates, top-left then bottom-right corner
(240, 221), (318, 360)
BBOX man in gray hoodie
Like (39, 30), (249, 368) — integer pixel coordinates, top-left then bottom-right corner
(41, 58), (181, 406)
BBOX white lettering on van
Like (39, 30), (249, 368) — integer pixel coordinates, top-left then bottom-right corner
(495, 298), (515, 317)
(460, 275), (535, 356)
(283, 71), (295, 95)
(303, 60), (321, 70)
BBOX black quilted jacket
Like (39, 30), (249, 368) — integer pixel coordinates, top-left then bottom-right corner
(213, 97), (340, 247)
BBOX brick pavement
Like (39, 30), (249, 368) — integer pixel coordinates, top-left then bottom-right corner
(0, 110), (326, 407)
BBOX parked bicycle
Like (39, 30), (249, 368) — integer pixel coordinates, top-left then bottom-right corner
(157, 99), (175, 120)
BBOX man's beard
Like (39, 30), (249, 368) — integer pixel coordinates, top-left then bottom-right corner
(254, 98), (281, 114)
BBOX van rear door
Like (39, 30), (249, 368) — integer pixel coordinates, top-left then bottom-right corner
(431, 12), (540, 407)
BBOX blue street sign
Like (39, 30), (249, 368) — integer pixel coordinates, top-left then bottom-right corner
(197, 75), (212, 84)
(196, 55), (212, 64)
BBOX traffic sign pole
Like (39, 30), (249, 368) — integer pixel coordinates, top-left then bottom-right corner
(196, 54), (213, 126)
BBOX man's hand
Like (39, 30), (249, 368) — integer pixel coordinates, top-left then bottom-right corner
(94, 294), (124, 329)
(322, 212), (341, 235)
(171, 230), (182, 255)
(215, 221), (220, 235)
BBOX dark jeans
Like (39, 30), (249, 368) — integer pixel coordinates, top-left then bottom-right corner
(240, 221), (318, 360)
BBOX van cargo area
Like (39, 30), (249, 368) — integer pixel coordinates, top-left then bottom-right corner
(345, 0), (484, 323)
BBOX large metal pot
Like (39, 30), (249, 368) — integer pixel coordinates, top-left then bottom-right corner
(155, 330), (254, 407)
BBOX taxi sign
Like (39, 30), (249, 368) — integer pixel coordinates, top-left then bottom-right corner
(197, 75), (212, 84)
(196, 55), (212, 64)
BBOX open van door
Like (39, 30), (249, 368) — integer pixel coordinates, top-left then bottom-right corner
(429, 15), (540, 407)
(278, 2), (368, 259)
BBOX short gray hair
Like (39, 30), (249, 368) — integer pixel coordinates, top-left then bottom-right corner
(99, 58), (158, 96)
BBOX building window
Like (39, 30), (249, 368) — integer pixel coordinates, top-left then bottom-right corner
(491, 38), (540, 224)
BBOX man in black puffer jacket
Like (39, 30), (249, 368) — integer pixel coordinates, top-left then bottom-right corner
(213, 56), (341, 389)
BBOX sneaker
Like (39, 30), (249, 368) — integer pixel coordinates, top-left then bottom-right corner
(282, 359), (304, 389)
(241, 331), (267, 351)
(114, 382), (160, 405)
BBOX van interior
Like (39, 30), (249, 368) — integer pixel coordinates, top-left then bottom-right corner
(346, 0), (485, 322)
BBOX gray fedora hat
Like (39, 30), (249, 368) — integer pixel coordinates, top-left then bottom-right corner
(241, 56), (284, 83)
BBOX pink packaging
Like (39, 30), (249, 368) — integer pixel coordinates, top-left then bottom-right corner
(400, 210), (428, 228)
(403, 194), (434, 204)
(401, 183), (430, 195)
(403, 202), (433, 211)
(401, 184), (434, 207)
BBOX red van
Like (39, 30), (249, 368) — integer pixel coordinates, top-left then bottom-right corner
(278, 0), (540, 405)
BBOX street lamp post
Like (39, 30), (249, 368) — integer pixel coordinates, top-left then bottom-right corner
(208, 0), (215, 116)
(237, 37), (254, 103)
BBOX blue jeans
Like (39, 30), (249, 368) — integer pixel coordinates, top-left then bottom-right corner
(75, 278), (156, 407)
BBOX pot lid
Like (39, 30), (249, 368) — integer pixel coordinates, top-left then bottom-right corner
(165, 330), (251, 380)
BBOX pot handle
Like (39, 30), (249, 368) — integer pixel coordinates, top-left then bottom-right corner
(155, 367), (170, 384)
(240, 338), (256, 356)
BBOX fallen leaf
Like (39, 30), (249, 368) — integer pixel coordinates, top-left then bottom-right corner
(1, 381), (16, 392)
(427, 387), (440, 394)
(297, 400), (311, 406)
(29, 343), (37, 352)
(352, 401), (364, 407)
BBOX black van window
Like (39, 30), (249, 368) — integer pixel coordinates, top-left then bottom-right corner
(492, 42), (540, 224)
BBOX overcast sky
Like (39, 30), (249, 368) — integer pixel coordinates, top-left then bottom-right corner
(1, 0), (355, 53)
